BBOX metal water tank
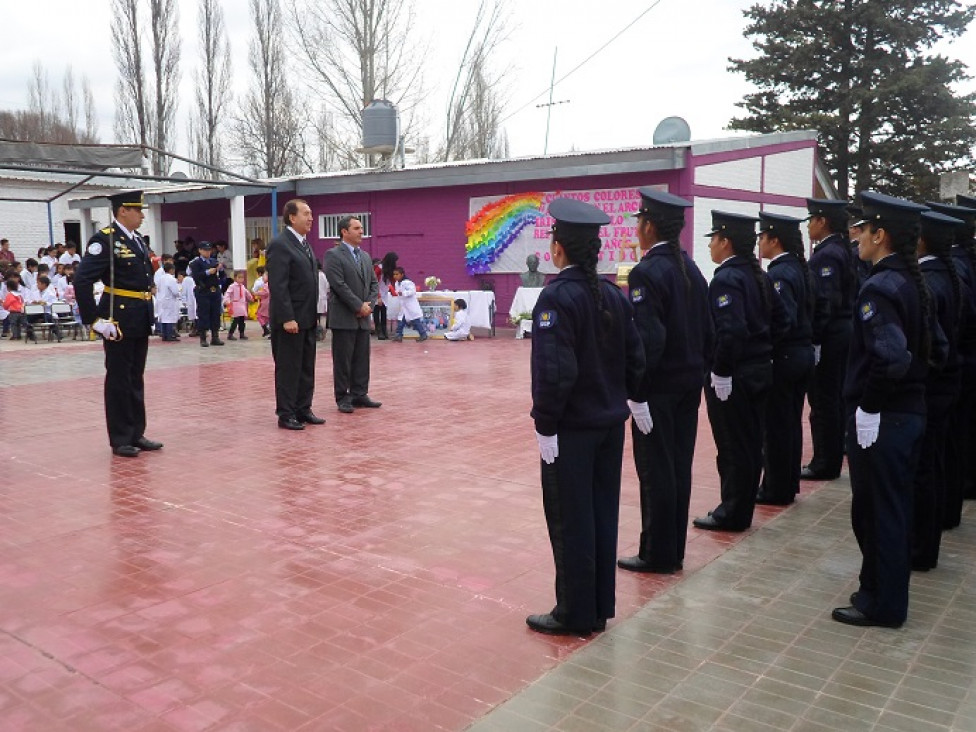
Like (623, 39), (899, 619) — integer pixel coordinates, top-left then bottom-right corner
(362, 100), (398, 153)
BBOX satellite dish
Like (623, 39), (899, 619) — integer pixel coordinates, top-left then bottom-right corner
(170, 171), (188, 180)
(653, 116), (692, 145)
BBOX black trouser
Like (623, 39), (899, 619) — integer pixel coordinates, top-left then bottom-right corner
(195, 288), (222, 337)
(331, 327), (371, 402)
(373, 303), (387, 338)
(946, 376), (976, 523)
(103, 336), (149, 448)
(228, 316), (246, 337)
(807, 323), (851, 476)
(847, 410), (924, 626)
(705, 361), (772, 529)
(541, 423), (625, 630)
(270, 325), (316, 419)
(762, 346), (815, 501)
(631, 388), (701, 569)
(913, 389), (955, 568)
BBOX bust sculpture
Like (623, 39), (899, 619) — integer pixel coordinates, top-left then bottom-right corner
(520, 254), (545, 287)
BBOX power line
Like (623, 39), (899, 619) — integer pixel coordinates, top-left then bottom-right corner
(498, 0), (667, 127)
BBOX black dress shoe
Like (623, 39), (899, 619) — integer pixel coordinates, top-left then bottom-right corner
(617, 555), (676, 574)
(525, 613), (591, 637)
(831, 606), (902, 628)
(337, 400), (355, 414)
(693, 514), (748, 532)
(351, 395), (382, 408)
(800, 466), (838, 480)
(112, 445), (140, 458)
(755, 493), (793, 506)
(297, 412), (326, 425)
(593, 619), (607, 632)
(134, 437), (163, 451)
(211, 338), (225, 346)
(277, 417), (305, 430)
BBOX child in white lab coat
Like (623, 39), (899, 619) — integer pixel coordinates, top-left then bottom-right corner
(391, 267), (427, 342)
(443, 298), (471, 341)
(156, 262), (182, 341)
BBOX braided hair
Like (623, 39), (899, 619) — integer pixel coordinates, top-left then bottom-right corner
(729, 231), (771, 314)
(872, 220), (932, 364)
(922, 225), (963, 328)
(650, 215), (690, 291)
(782, 227), (815, 320)
(555, 226), (612, 332)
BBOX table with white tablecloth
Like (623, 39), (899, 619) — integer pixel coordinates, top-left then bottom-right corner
(417, 290), (496, 336)
(509, 286), (543, 339)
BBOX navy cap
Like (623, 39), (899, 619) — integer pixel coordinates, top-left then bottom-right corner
(921, 210), (966, 239)
(925, 201), (976, 227)
(855, 191), (927, 227)
(805, 198), (848, 220)
(847, 204), (863, 222)
(108, 190), (146, 210)
(704, 211), (758, 238)
(956, 194), (976, 208)
(549, 197), (610, 238)
(758, 211), (802, 237)
(197, 240), (214, 249)
(634, 187), (692, 219)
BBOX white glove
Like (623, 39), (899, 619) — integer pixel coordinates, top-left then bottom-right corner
(710, 372), (732, 401)
(814, 344), (822, 365)
(536, 432), (558, 464)
(855, 408), (881, 449)
(92, 319), (119, 341)
(627, 400), (653, 434)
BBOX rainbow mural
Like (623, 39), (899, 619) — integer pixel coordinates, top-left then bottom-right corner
(464, 192), (545, 275)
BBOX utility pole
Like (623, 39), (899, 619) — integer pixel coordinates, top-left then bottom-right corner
(537, 47), (569, 155)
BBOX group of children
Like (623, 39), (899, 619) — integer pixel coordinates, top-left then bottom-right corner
(388, 266), (471, 342)
(1, 257), (80, 342)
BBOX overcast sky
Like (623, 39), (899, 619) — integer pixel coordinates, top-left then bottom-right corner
(2, 0), (975, 168)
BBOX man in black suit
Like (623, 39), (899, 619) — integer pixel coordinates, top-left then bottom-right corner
(74, 190), (164, 457)
(324, 216), (381, 413)
(266, 199), (324, 430)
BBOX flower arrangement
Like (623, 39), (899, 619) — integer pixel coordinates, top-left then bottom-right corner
(510, 311), (532, 326)
(424, 275), (441, 291)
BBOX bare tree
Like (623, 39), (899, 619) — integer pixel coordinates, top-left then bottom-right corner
(62, 66), (78, 133)
(233, 0), (307, 177)
(112, 0), (150, 167)
(290, 0), (427, 169)
(15, 62), (97, 144)
(189, 0), (233, 179)
(441, 0), (510, 161)
(147, 0), (181, 174)
(82, 76), (99, 141)
(27, 62), (58, 137)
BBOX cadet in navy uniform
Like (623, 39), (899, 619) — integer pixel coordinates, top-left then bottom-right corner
(756, 212), (816, 505)
(694, 212), (787, 532)
(911, 210), (963, 571)
(954, 193), (976, 500)
(74, 190), (163, 458)
(833, 192), (940, 628)
(848, 204), (872, 291)
(616, 189), (710, 575)
(189, 241), (225, 347)
(802, 199), (856, 481)
(527, 198), (645, 636)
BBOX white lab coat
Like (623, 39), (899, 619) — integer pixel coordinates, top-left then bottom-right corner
(157, 272), (181, 324)
(317, 270), (329, 315)
(178, 277), (196, 320)
(444, 309), (470, 340)
(395, 278), (423, 321)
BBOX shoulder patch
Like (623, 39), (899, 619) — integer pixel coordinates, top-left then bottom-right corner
(630, 287), (644, 303)
(537, 310), (557, 329)
(820, 266), (833, 277)
(860, 301), (876, 321)
(716, 293), (731, 308)
(87, 242), (102, 256)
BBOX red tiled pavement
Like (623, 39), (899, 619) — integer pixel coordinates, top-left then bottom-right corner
(0, 336), (821, 730)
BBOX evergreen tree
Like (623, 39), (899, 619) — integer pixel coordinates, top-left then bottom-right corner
(729, 0), (976, 200)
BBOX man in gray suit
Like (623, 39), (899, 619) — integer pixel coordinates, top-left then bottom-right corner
(267, 199), (324, 430)
(324, 216), (382, 413)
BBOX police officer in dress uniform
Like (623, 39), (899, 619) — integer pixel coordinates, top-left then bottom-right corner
(189, 241), (225, 347)
(693, 212), (788, 532)
(802, 199), (857, 481)
(74, 190), (163, 458)
(756, 212), (816, 505)
(912, 210), (963, 571)
(833, 192), (945, 628)
(616, 189), (711, 575)
(928, 200), (976, 524)
(527, 198), (645, 636)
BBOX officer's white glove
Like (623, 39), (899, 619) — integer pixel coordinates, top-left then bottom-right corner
(92, 319), (119, 341)
(536, 432), (558, 464)
(814, 344), (822, 365)
(855, 408), (881, 449)
(627, 400), (653, 434)
(710, 372), (732, 401)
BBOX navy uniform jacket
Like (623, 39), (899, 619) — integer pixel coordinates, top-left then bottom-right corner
(708, 256), (788, 377)
(844, 255), (943, 415)
(767, 252), (813, 350)
(531, 267), (645, 436)
(921, 256), (961, 399)
(189, 255), (221, 291)
(628, 244), (711, 399)
(810, 233), (855, 341)
(951, 244), (976, 373)
(74, 223), (153, 336)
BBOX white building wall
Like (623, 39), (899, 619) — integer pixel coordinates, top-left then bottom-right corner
(763, 148), (814, 197)
(694, 157), (762, 192)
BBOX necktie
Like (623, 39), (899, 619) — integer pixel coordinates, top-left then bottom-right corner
(301, 238), (312, 260)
